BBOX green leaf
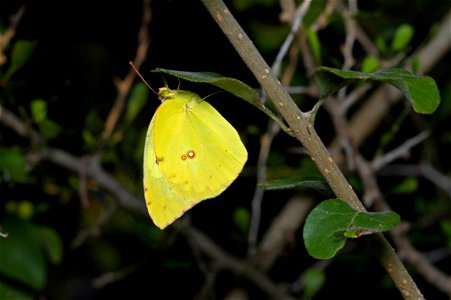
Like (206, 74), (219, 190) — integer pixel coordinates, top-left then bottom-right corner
(34, 226), (63, 265)
(233, 207), (250, 234)
(31, 99), (47, 123)
(0, 216), (63, 291)
(16, 200), (34, 219)
(303, 199), (400, 259)
(257, 177), (333, 197)
(0, 281), (34, 300)
(303, 268), (326, 300)
(0, 148), (29, 183)
(0, 217), (47, 290)
(5, 39), (37, 79)
(314, 67), (440, 114)
(307, 27), (321, 64)
(153, 68), (294, 136)
(391, 24), (414, 52)
(124, 82), (149, 126)
(154, 68), (259, 103)
(361, 55), (380, 73)
(39, 119), (62, 140)
(30, 99), (62, 139)
(375, 36), (388, 54)
(390, 177), (418, 194)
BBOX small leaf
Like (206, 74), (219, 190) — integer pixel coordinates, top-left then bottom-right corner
(5, 39), (37, 79)
(303, 268), (326, 300)
(303, 199), (400, 259)
(0, 217), (47, 290)
(314, 67), (440, 114)
(307, 27), (321, 64)
(17, 200), (34, 219)
(233, 207), (250, 234)
(375, 36), (388, 54)
(153, 68), (294, 136)
(0, 148), (29, 183)
(361, 55), (380, 73)
(390, 177), (418, 194)
(34, 226), (63, 265)
(31, 99), (47, 123)
(124, 82), (149, 126)
(391, 24), (414, 52)
(39, 119), (62, 140)
(0, 281), (34, 300)
(258, 177), (333, 196)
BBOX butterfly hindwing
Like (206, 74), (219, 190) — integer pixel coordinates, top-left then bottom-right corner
(143, 112), (194, 229)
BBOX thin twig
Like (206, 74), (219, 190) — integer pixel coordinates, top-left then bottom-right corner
(247, 120), (280, 256)
(391, 224), (451, 297)
(70, 199), (119, 249)
(420, 163), (451, 198)
(337, 0), (358, 101)
(180, 225), (296, 300)
(278, 0), (296, 24)
(341, 0), (358, 71)
(340, 83), (371, 114)
(0, 104), (41, 145)
(379, 163), (451, 199)
(0, 5), (25, 66)
(101, 0), (152, 142)
(354, 23), (380, 57)
(253, 195), (314, 270)
(272, 0), (313, 78)
(91, 262), (142, 289)
(311, 0), (337, 32)
(372, 131), (430, 171)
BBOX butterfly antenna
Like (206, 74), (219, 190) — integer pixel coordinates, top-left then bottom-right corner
(129, 61), (157, 95)
(201, 90), (224, 103)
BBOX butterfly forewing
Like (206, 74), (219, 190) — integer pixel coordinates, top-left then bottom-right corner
(153, 92), (247, 201)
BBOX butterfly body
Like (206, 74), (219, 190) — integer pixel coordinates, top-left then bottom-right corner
(143, 87), (247, 229)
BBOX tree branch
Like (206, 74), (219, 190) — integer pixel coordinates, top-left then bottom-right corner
(199, 1), (426, 298)
(179, 225), (296, 300)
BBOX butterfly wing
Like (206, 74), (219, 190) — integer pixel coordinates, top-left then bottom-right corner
(154, 92), (247, 201)
(143, 111), (195, 229)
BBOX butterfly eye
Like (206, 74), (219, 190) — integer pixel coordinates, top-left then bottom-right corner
(181, 150), (196, 161)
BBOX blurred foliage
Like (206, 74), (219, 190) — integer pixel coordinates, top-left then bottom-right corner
(1, 0), (450, 299)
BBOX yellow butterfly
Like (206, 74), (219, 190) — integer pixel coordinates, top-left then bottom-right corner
(143, 87), (248, 229)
